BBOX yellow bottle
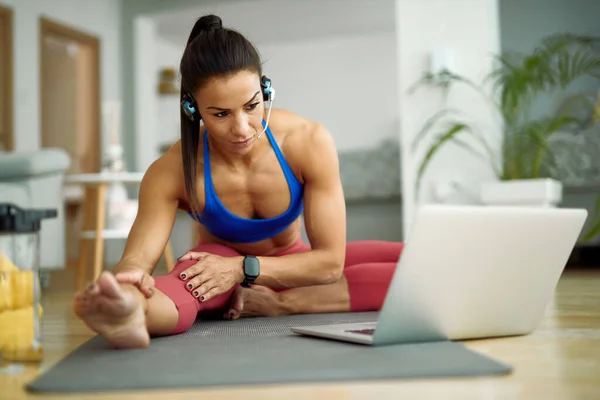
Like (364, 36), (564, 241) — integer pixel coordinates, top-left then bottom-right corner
(0, 253), (44, 363)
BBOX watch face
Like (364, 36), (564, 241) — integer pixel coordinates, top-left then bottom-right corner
(244, 256), (260, 277)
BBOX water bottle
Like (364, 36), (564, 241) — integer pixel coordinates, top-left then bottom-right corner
(0, 203), (56, 373)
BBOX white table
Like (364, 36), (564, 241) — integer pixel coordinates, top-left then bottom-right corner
(65, 172), (175, 289)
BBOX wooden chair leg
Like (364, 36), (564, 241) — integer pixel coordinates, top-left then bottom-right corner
(92, 183), (107, 282)
(76, 187), (94, 290)
(164, 240), (175, 272)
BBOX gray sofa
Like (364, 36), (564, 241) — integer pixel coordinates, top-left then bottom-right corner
(0, 148), (71, 270)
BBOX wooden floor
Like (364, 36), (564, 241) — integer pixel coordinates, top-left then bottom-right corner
(2, 268), (600, 400)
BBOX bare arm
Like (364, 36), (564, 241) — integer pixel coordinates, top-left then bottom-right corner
(253, 124), (347, 288)
(113, 154), (181, 276)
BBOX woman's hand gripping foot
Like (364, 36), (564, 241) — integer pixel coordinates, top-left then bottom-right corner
(73, 271), (150, 349)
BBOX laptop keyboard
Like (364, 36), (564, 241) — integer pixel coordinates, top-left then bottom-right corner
(345, 328), (375, 335)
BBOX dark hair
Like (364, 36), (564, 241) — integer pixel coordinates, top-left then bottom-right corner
(179, 14), (262, 218)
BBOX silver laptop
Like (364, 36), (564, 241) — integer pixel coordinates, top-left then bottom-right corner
(291, 204), (588, 346)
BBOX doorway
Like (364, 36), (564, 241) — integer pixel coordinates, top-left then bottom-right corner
(40, 18), (101, 268)
(39, 17), (101, 174)
(0, 5), (13, 151)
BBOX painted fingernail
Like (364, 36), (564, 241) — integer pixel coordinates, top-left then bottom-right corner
(187, 283), (193, 290)
(229, 311), (234, 317)
(148, 287), (154, 295)
(200, 296), (205, 301)
(180, 273), (186, 280)
(193, 291), (199, 297)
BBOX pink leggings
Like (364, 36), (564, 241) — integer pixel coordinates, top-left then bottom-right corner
(154, 239), (404, 334)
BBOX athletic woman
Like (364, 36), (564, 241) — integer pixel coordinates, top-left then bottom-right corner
(73, 14), (404, 349)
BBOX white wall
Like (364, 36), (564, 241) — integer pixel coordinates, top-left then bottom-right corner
(0, 0), (122, 153)
(257, 31), (398, 151)
(133, 16), (161, 172)
(124, 0), (396, 170)
(395, 0), (502, 236)
(149, 29), (399, 161)
(131, 17), (184, 172)
(156, 38), (184, 149)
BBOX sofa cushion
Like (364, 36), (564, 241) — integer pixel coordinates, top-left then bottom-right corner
(0, 148), (71, 179)
(0, 182), (31, 208)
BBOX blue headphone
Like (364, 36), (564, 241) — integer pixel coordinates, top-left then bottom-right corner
(181, 75), (274, 122)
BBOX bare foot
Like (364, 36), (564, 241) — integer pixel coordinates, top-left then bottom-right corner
(73, 271), (150, 349)
(225, 285), (291, 320)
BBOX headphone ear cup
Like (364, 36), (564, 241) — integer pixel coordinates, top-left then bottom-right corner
(261, 75), (272, 102)
(181, 94), (200, 122)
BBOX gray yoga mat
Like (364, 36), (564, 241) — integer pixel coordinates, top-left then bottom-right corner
(26, 312), (512, 393)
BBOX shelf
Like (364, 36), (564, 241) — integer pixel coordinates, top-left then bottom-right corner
(63, 183), (85, 204)
(65, 172), (145, 184)
(80, 229), (130, 239)
(158, 82), (179, 95)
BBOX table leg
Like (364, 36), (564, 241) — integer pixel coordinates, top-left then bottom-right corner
(76, 187), (95, 290)
(92, 183), (107, 282)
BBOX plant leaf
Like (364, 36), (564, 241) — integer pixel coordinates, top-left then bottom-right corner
(411, 108), (461, 152)
(415, 123), (470, 196)
(410, 32), (600, 189)
(580, 219), (600, 242)
(555, 93), (596, 128)
(453, 137), (487, 162)
(546, 115), (581, 136)
(556, 47), (600, 88)
(407, 71), (438, 95)
(580, 194), (600, 242)
(491, 33), (600, 123)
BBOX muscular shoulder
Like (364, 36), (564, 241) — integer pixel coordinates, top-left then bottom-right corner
(270, 109), (338, 183)
(141, 141), (187, 202)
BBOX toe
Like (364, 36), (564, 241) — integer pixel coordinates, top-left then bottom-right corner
(230, 292), (245, 320)
(73, 291), (90, 305)
(232, 287), (245, 313)
(86, 282), (100, 295)
(224, 309), (236, 320)
(224, 287), (245, 320)
(97, 271), (123, 299)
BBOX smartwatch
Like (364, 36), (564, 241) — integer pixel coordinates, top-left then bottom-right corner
(241, 255), (260, 288)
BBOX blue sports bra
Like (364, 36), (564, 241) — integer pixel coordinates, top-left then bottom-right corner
(188, 121), (304, 243)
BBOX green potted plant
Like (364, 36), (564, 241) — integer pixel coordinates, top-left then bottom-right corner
(409, 33), (600, 212)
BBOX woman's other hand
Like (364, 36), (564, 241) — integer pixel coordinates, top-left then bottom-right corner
(114, 266), (155, 298)
(177, 252), (244, 301)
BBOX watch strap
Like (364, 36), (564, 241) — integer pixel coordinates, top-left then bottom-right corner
(241, 255), (259, 288)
